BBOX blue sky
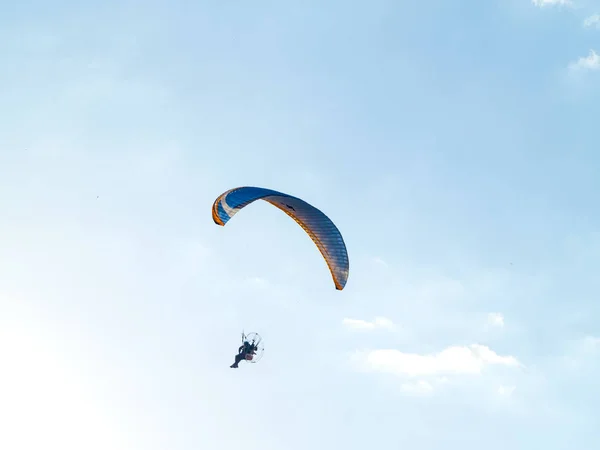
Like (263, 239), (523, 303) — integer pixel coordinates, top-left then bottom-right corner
(1, 0), (600, 448)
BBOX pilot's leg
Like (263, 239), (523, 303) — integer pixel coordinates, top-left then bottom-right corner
(230, 353), (243, 368)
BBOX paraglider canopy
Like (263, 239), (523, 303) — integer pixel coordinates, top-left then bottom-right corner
(212, 186), (349, 290)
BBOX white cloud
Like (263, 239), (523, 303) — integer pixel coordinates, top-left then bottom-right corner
(583, 14), (600, 28)
(354, 344), (520, 377)
(497, 385), (516, 396)
(400, 380), (434, 396)
(0, 325), (129, 450)
(487, 312), (504, 327)
(343, 317), (396, 331)
(371, 257), (388, 267)
(532, 0), (572, 6)
(579, 335), (600, 352)
(245, 276), (269, 288)
(568, 50), (600, 71)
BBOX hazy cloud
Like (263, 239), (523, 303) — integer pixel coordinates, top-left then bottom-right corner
(569, 50), (600, 71)
(487, 312), (505, 328)
(343, 317), (396, 331)
(353, 344), (521, 377)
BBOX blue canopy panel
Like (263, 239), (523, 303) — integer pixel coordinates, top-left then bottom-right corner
(212, 186), (349, 290)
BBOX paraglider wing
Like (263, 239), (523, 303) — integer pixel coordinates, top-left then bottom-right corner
(212, 186), (349, 290)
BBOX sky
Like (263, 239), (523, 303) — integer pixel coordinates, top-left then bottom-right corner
(1, 0), (600, 449)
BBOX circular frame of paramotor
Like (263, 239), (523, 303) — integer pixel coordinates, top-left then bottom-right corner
(242, 331), (264, 364)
